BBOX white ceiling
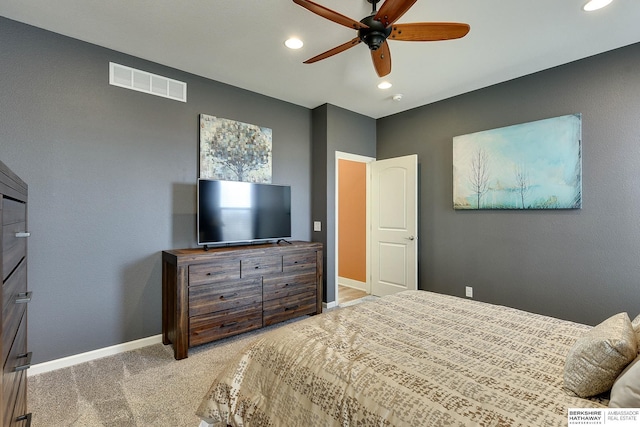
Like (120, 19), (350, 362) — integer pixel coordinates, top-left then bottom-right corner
(2, 0), (639, 119)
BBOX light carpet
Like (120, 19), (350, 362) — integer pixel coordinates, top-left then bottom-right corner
(27, 296), (378, 427)
(28, 319), (306, 427)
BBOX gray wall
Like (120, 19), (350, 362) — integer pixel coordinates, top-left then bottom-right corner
(377, 42), (640, 326)
(311, 107), (329, 299)
(311, 104), (376, 303)
(0, 17), (313, 364)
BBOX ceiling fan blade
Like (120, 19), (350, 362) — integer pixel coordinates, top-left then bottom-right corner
(374, 0), (417, 27)
(293, 0), (368, 30)
(389, 23), (470, 41)
(304, 37), (362, 64)
(371, 41), (391, 77)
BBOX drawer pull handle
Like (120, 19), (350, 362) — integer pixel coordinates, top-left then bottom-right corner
(284, 283), (289, 287)
(285, 305), (299, 312)
(15, 232), (31, 238)
(222, 321), (238, 328)
(14, 352), (32, 372)
(15, 291), (32, 304)
(254, 266), (260, 269)
(220, 293), (238, 300)
(16, 413), (32, 426)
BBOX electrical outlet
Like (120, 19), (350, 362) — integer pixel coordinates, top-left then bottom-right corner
(465, 286), (473, 298)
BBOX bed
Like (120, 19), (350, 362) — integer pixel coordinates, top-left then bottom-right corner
(196, 290), (636, 426)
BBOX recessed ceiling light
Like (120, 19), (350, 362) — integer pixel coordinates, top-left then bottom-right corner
(378, 81), (392, 89)
(583, 0), (613, 11)
(285, 38), (303, 49)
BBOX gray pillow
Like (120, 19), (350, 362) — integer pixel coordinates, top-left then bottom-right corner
(563, 312), (637, 398)
(609, 356), (640, 408)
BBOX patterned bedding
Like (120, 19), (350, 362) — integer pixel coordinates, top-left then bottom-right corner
(197, 290), (607, 426)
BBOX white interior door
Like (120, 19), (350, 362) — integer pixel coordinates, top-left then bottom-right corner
(371, 154), (418, 296)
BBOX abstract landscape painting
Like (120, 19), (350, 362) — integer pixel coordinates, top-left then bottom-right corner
(199, 114), (272, 183)
(453, 114), (582, 210)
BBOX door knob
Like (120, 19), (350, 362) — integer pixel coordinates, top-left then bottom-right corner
(406, 236), (415, 241)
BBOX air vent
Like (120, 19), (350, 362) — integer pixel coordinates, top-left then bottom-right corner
(109, 62), (187, 102)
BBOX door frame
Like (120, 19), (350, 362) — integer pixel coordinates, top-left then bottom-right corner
(335, 151), (375, 305)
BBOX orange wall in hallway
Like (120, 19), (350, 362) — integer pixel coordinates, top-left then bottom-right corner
(338, 159), (366, 282)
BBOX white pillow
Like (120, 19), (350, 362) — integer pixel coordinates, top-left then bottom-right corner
(609, 356), (640, 408)
(564, 312), (637, 398)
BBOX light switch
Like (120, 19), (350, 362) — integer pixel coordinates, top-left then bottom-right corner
(313, 221), (322, 232)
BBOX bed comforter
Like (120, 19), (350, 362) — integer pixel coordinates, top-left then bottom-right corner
(197, 290), (607, 426)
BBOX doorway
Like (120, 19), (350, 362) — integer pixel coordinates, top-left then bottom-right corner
(336, 152), (374, 306)
(335, 152), (418, 306)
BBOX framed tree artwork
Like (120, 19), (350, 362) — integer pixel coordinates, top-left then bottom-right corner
(453, 114), (582, 210)
(199, 114), (272, 183)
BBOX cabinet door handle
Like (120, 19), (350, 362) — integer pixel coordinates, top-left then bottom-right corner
(284, 305), (299, 312)
(14, 352), (32, 372)
(15, 291), (32, 304)
(15, 232), (31, 238)
(16, 413), (32, 426)
(222, 321), (238, 328)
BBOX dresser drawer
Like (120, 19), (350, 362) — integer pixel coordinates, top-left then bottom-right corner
(189, 278), (262, 317)
(3, 312), (28, 427)
(263, 272), (317, 302)
(263, 290), (317, 326)
(2, 221), (27, 282)
(2, 259), (28, 365)
(241, 255), (282, 277)
(188, 260), (240, 286)
(10, 371), (29, 427)
(2, 198), (26, 226)
(189, 303), (262, 347)
(283, 251), (317, 273)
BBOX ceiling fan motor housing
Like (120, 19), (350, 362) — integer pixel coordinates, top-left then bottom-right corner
(359, 15), (391, 50)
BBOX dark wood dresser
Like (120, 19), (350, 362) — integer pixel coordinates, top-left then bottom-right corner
(0, 161), (31, 426)
(162, 241), (323, 360)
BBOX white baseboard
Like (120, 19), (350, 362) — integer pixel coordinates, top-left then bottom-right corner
(28, 334), (163, 376)
(338, 277), (367, 291)
(323, 301), (338, 311)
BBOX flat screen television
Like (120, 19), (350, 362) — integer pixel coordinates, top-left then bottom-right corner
(197, 179), (292, 246)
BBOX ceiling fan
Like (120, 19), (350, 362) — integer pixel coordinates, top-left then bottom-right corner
(293, 0), (470, 77)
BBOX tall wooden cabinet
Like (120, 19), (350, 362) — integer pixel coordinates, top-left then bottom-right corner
(0, 161), (31, 426)
(162, 241), (323, 360)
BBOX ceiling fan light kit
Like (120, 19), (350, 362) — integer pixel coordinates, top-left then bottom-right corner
(293, 0), (470, 77)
